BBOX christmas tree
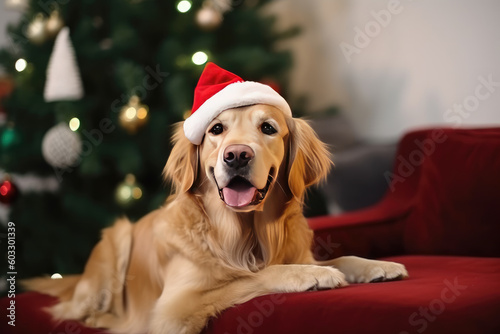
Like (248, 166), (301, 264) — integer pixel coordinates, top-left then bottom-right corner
(0, 0), (298, 287)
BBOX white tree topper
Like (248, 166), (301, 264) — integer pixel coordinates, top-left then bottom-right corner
(44, 27), (84, 102)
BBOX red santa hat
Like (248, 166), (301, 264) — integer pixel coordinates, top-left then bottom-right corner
(183, 62), (292, 145)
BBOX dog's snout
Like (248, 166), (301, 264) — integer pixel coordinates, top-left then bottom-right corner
(224, 145), (254, 169)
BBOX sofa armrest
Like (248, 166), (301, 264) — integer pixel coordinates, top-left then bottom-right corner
(308, 128), (447, 259)
(308, 197), (410, 260)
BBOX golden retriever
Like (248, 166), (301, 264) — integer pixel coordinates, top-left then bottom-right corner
(24, 104), (408, 334)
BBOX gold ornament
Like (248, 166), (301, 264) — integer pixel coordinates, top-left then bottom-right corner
(119, 95), (149, 134)
(115, 174), (143, 206)
(45, 10), (64, 37)
(27, 13), (47, 45)
(196, 5), (223, 31)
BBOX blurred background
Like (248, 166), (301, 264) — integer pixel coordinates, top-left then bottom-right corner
(0, 0), (499, 291)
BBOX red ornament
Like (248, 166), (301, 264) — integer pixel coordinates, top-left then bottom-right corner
(0, 178), (18, 204)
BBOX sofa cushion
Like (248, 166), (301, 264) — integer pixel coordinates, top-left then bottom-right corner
(3, 256), (500, 334)
(206, 256), (500, 334)
(403, 128), (500, 256)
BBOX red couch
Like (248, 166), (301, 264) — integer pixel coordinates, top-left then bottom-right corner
(3, 127), (500, 334)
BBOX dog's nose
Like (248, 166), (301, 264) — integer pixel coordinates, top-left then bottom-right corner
(224, 145), (254, 169)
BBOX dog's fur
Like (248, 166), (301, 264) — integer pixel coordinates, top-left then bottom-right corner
(24, 105), (408, 334)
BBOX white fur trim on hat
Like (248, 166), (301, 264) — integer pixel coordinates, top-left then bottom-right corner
(184, 81), (291, 145)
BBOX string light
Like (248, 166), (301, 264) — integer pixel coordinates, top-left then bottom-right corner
(69, 117), (80, 131)
(125, 107), (137, 120)
(119, 185), (131, 199)
(192, 51), (208, 65)
(137, 107), (148, 120)
(116, 174), (143, 205)
(119, 96), (149, 134)
(132, 186), (142, 199)
(15, 58), (27, 72)
(177, 0), (192, 13)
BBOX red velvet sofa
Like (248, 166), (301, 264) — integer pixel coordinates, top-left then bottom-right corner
(3, 127), (500, 334)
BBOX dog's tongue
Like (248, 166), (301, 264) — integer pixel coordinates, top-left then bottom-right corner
(222, 184), (257, 207)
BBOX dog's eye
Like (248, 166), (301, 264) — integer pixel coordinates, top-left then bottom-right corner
(209, 123), (224, 135)
(261, 122), (277, 135)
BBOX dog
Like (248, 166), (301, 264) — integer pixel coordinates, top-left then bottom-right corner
(24, 65), (408, 334)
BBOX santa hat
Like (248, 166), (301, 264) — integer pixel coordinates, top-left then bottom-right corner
(183, 62), (292, 145)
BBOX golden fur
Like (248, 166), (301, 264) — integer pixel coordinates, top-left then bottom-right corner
(24, 104), (408, 334)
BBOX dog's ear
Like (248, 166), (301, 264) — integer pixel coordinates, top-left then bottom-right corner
(286, 118), (332, 202)
(163, 122), (198, 194)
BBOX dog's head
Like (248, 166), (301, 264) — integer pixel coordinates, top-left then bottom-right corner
(164, 104), (332, 212)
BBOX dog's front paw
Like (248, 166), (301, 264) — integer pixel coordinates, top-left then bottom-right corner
(262, 264), (348, 293)
(325, 256), (409, 284)
(366, 260), (408, 283)
(345, 259), (408, 283)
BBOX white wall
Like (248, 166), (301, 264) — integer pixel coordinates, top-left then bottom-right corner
(2, 1), (499, 142)
(266, 0), (500, 142)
